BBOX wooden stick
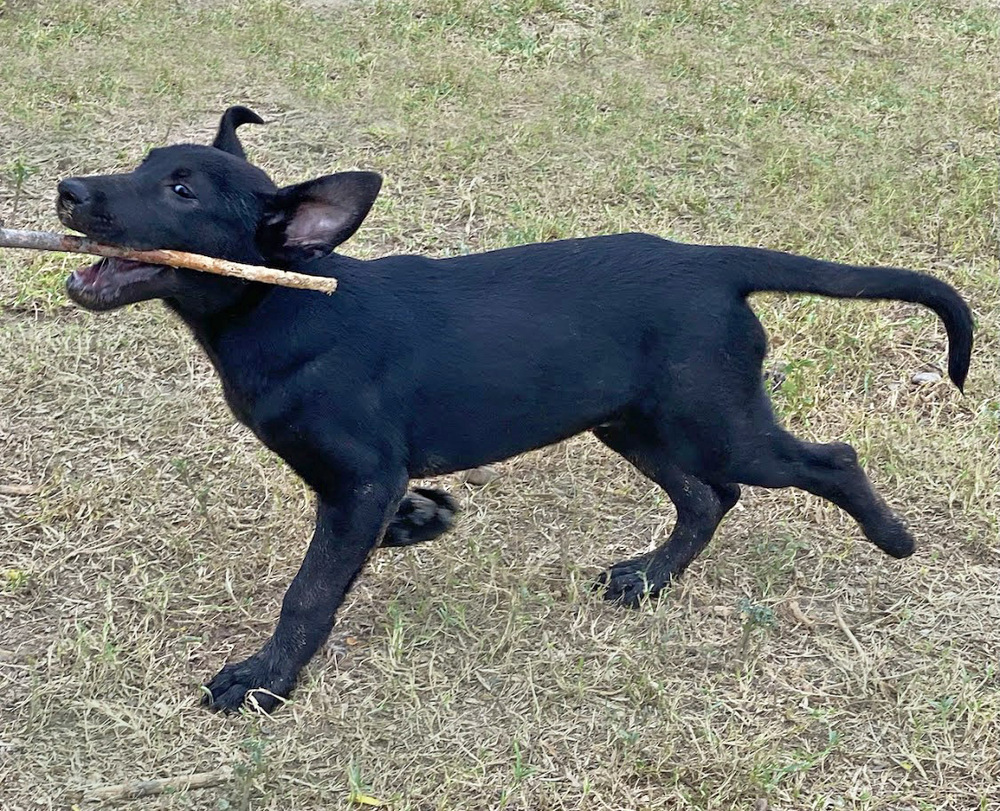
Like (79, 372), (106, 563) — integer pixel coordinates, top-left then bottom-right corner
(79, 768), (233, 802)
(0, 227), (337, 294)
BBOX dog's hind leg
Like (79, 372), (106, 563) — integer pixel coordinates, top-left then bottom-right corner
(381, 487), (458, 548)
(728, 427), (914, 558)
(593, 424), (740, 608)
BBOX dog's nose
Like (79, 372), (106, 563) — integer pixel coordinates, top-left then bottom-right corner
(57, 177), (90, 208)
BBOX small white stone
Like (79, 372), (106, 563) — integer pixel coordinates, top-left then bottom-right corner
(910, 371), (942, 385)
(463, 466), (499, 486)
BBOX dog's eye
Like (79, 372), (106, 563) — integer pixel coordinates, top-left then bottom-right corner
(172, 183), (195, 199)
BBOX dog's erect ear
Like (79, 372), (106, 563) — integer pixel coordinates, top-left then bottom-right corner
(257, 172), (383, 261)
(212, 106), (265, 159)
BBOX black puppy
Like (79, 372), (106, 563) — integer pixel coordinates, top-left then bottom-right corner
(58, 107), (973, 713)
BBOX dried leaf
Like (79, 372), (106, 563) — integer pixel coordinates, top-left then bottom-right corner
(350, 792), (388, 807)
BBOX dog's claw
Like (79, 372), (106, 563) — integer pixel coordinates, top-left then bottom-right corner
(203, 655), (296, 714)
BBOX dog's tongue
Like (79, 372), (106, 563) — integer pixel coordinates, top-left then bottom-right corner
(74, 258), (104, 285)
(72, 257), (148, 287)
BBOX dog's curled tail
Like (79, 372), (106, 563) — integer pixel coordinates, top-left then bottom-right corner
(734, 247), (973, 392)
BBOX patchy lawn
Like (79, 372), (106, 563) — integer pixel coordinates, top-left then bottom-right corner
(1, 0), (997, 808)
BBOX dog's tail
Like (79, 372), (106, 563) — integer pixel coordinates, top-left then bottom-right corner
(732, 246), (973, 392)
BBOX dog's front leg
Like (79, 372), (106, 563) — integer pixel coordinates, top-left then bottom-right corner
(203, 471), (406, 713)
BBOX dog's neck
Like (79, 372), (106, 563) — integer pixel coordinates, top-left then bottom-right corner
(163, 251), (357, 428)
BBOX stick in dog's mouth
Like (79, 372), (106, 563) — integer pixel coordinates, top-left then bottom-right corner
(0, 226), (339, 295)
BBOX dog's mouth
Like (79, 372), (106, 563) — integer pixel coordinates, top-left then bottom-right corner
(66, 256), (170, 311)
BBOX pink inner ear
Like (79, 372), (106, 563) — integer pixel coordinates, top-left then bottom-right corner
(286, 200), (346, 246)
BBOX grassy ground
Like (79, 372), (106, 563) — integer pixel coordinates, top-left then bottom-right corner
(1, 0), (998, 808)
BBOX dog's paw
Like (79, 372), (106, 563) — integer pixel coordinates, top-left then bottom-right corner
(202, 654), (297, 714)
(594, 553), (672, 609)
(381, 487), (458, 548)
(869, 512), (916, 559)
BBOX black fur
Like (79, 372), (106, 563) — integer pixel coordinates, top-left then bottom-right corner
(57, 107), (973, 713)
(212, 105), (265, 160)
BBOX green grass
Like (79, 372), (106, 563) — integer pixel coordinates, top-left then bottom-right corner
(1, 0), (998, 808)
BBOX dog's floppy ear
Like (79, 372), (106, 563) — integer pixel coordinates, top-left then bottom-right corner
(257, 172), (383, 262)
(212, 106), (265, 159)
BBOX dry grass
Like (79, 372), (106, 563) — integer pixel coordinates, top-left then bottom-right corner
(1, 0), (998, 808)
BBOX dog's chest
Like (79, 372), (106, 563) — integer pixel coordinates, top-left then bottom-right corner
(219, 378), (257, 426)
(198, 333), (278, 428)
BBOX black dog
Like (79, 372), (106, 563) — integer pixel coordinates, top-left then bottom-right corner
(57, 107), (973, 712)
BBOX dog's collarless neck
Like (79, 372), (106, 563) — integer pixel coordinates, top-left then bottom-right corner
(170, 282), (270, 345)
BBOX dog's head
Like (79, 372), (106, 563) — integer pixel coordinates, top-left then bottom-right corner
(59, 106), (382, 315)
